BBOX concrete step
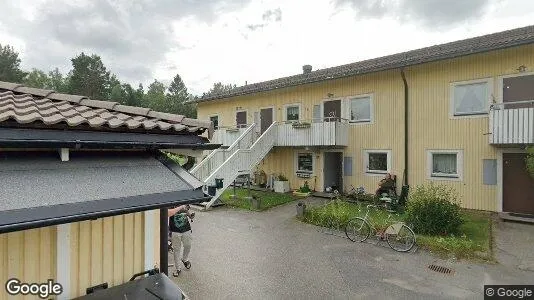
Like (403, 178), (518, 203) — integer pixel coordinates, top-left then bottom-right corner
(499, 212), (534, 224)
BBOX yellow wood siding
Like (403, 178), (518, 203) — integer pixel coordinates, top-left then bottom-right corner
(197, 44), (534, 212)
(0, 227), (56, 300)
(69, 213), (147, 298)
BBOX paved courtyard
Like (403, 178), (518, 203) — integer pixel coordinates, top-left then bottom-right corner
(171, 198), (533, 299)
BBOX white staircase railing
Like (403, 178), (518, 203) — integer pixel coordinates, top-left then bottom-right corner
(202, 122), (277, 209)
(191, 123), (257, 182)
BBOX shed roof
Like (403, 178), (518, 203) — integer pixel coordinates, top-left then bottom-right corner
(196, 24), (534, 103)
(0, 150), (208, 234)
(0, 81), (214, 138)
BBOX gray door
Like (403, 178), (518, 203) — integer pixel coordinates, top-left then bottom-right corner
(323, 100), (341, 122)
(236, 111), (247, 128)
(260, 108), (273, 133)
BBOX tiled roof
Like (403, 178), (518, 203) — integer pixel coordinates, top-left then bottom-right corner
(0, 81), (213, 137)
(196, 24), (534, 103)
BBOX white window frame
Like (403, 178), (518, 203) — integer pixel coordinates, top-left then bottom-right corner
(427, 149), (463, 181)
(209, 114), (220, 130)
(363, 150), (392, 175)
(347, 93), (374, 124)
(235, 109), (248, 128)
(497, 71), (534, 106)
(284, 103), (301, 122)
(449, 77), (493, 119)
(295, 151), (314, 174)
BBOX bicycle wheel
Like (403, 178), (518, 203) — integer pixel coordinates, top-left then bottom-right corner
(386, 223), (416, 252)
(345, 217), (371, 242)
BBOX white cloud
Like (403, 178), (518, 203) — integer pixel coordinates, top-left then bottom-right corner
(0, 0), (533, 96)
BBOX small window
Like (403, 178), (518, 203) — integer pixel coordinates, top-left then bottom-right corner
(286, 105), (300, 121)
(427, 150), (463, 180)
(452, 81), (489, 116)
(209, 115), (219, 130)
(364, 150), (391, 174)
(296, 153), (313, 173)
(349, 96), (371, 122)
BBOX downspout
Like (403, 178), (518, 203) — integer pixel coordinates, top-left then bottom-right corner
(400, 68), (409, 186)
(160, 208), (169, 275)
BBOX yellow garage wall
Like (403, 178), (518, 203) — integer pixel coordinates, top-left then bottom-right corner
(0, 226), (56, 300)
(68, 212), (147, 298)
(197, 43), (534, 212)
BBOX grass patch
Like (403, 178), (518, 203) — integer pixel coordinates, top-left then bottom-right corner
(416, 210), (493, 261)
(220, 187), (300, 211)
(300, 200), (493, 261)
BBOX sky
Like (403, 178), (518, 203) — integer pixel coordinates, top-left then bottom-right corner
(0, 0), (533, 96)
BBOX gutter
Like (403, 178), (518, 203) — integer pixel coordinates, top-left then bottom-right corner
(400, 68), (409, 186)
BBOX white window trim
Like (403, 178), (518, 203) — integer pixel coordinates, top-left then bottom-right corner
(284, 103), (302, 122)
(295, 151), (314, 174)
(449, 77), (493, 119)
(347, 93), (374, 124)
(363, 149), (392, 176)
(208, 114), (220, 129)
(426, 149), (464, 181)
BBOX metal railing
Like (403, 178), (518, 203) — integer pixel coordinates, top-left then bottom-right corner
(489, 100), (534, 144)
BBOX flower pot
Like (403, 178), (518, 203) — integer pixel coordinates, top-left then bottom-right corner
(274, 180), (290, 193)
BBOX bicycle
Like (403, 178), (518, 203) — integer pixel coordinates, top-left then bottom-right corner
(344, 204), (416, 252)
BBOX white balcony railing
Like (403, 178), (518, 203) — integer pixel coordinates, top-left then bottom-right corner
(275, 118), (349, 147)
(489, 100), (534, 145)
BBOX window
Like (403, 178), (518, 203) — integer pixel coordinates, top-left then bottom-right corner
(427, 150), (463, 180)
(364, 150), (391, 174)
(451, 80), (490, 116)
(285, 105), (300, 121)
(296, 152), (313, 173)
(209, 115), (219, 130)
(349, 96), (372, 122)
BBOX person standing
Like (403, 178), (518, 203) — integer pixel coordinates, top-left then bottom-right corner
(168, 204), (195, 277)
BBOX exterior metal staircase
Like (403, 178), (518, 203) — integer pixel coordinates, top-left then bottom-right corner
(190, 122), (276, 209)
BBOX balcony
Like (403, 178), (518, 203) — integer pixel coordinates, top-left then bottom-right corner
(211, 118), (349, 148)
(275, 118), (349, 147)
(489, 100), (534, 145)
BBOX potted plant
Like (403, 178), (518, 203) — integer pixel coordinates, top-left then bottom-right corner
(292, 122), (311, 129)
(293, 181), (312, 197)
(273, 174), (290, 193)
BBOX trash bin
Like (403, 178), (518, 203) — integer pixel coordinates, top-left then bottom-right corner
(250, 196), (261, 210)
(207, 185), (217, 196)
(215, 178), (224, 189)
(296, 201), (306, 217)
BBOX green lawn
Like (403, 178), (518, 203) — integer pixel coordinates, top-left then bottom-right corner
(220, 187), (301, 211)
(300, 199), (493, 261)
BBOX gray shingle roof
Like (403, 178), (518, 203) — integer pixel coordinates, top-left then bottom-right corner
(0, 81), (214, 138)
(197, 24), (534, 103)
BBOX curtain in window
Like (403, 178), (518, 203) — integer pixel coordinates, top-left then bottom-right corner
(287, 106), (299, 121)
(454, 82), (487, 114)
(432, 153), (457, 174)
(350, 97), (370, 121)
(368, 153), (387, 171)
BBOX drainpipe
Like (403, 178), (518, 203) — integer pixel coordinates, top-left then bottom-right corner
(160, 208), (169, 275)
(400, 68), (409, 186)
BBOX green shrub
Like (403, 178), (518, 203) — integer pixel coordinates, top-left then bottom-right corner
(299, 181), (311, 193)
(526, 146), (534, 179)
(404, 183), (463, 236)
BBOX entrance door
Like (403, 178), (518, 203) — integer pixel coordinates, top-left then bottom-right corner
(236, 111), (247, 128)
(503, 74), (534, 109)
(323, 152), (343, 193)
(260, 108), (273, 133)
(323, 100), (341, 122)
(503, 153), (534, 215)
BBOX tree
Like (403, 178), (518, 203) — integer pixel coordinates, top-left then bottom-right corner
(110, 83), (127, 104)
(0, 44), (27, 82)
(166, 73), (195, 117)
(202, 82), (237, 97)
(145, 80), (167, 112)
(68, 52), (112, 100)
(48, 68), (69, 93)
(24, 69), (49, 89)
